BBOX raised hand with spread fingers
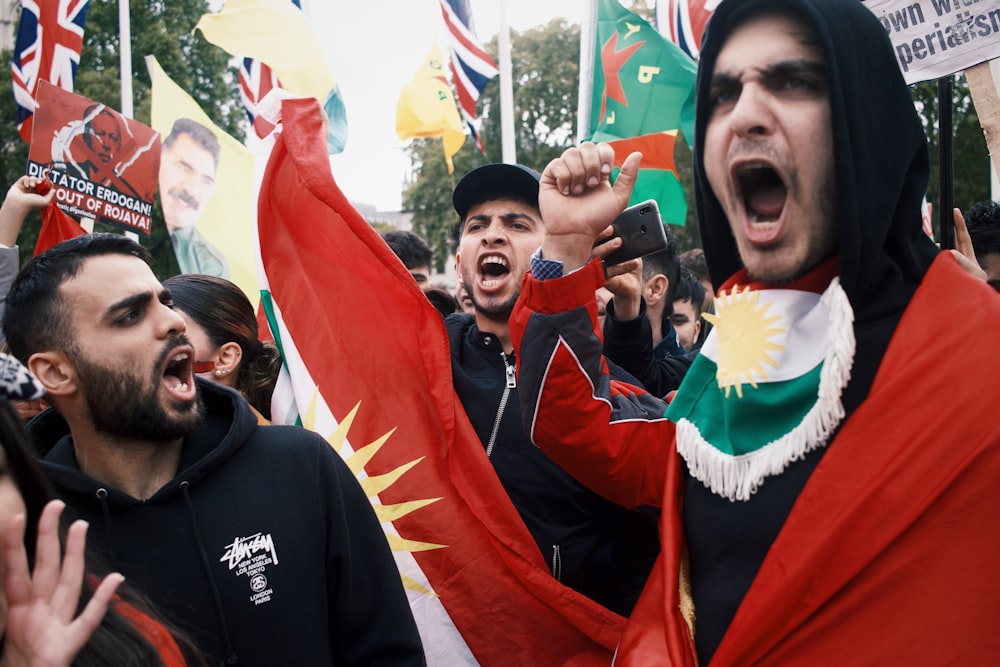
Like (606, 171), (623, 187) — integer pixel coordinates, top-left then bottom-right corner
(0, 501), (123, 667)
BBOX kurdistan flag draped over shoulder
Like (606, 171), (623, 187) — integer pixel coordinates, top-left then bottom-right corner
(253, 96), (624, 666)
(666, 260), (855, 502)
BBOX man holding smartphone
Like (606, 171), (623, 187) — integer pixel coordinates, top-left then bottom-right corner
(446, 163), (659, 619)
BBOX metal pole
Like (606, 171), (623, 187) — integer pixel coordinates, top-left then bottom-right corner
(576, 0), (597, 143)
(119, 0), (137, 241)
(498, 0), (515, 164)
(938, 75), (954, 249)
(119, 0), (133, 118)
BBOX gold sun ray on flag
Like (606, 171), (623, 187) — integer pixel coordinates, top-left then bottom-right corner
(299, 393), (446, 595)
(704, 286), (786, 399)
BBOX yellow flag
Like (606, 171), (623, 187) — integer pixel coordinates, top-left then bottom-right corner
(396, 43), (466, 173)
(195, 0), (335, 102)
(146, 55), (259, 306)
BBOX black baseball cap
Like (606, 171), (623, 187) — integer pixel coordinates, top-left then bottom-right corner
(452, 163), (541, 221)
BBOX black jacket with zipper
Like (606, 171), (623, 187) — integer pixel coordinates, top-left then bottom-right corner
(31, 380), (424, 667)
(446, 313), (658, 616)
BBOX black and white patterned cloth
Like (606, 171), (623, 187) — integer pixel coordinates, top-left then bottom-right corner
(0, 352), (45, 400)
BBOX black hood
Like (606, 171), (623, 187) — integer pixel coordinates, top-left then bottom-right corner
(692, 0), (939, 316)
(691, 0), (940, 413)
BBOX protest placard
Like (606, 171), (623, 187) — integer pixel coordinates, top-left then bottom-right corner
(27, 81), (160, 236)
(866, 0), (1000, 83)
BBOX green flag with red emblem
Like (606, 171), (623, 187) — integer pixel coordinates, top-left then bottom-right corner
(589, 0), (697, 224)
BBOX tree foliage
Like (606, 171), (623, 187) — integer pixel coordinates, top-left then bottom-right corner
(1, 0), (244, 277)
(402, 15), (706, 267)
(404, 19), (585, 272)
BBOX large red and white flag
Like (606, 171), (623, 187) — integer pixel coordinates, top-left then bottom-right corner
(253, 96), (624, 665)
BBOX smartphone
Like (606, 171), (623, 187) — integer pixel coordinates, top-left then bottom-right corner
(600, 199), (668, 267)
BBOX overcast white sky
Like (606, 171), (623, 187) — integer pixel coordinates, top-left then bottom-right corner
(305, 0), (589, 211)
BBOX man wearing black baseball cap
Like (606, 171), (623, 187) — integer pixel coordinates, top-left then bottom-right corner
(445, 162), (658, 618)
(450, 163), (541, 340)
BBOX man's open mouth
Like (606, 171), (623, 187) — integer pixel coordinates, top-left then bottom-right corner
(736, 163), (787, 223)
(162, 349), (195, 396)
(479, 255), (510, 287)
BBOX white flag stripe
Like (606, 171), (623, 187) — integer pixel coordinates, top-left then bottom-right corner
(700, 289), (829, 383)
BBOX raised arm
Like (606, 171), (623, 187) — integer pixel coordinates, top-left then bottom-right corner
(0, 176), (54, 248)
(511, 144), (677, 510)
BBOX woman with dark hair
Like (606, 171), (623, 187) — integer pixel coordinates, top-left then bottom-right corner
(163, 274), (282, 422)
(0, 353), (195, 666)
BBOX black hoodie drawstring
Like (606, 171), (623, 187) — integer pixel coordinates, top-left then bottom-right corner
(180, 481), (239, 666)
(94, 488), (119, 572)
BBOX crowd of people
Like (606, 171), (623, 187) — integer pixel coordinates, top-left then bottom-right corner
(0, 0), (996, 664)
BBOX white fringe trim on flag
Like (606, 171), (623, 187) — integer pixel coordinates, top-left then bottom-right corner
(676, 278), (856, 502)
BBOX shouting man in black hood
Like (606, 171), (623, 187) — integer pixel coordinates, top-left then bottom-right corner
(510, 0), (1000, 664)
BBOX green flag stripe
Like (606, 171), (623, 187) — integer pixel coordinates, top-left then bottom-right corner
(621, 167), (687, 226)
(667, 354), (823, 456)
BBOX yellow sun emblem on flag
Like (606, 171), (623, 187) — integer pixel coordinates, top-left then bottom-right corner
(703, 285), (786, 399)
(301, 393), (444, 596)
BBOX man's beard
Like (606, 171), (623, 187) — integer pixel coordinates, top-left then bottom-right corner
(73, 341), (204, 441)
(461, 269), (520, 322)
(467, 288), (519, 322)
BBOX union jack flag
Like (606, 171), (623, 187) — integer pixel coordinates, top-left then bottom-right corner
(439, 0), (497, 153)
(655, 0), (718, 60)
(239, 0), (299, 139)
(11, 0), (91, 143)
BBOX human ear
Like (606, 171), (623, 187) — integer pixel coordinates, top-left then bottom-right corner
(645, 274), (668, 306)
(212, 342), (243, 379)
(27, 352), (77, 397)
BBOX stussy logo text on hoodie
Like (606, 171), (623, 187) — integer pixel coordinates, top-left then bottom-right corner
(220, 532), (279, 606)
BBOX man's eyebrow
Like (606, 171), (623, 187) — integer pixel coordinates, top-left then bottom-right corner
(761, 59), (827, 81)
(466, 211), (537, 223)
(709, 71), (740, 89)
(710, 59), (826, 87)
(105, 291), (154, 318)
(501, 211), (537, 222)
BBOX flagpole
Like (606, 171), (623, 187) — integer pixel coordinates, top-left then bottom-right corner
(119, 0), (133, 118)
(577, 0), (597, 143)
(498, 0), (515, 164)
(119, 0), (136, 241)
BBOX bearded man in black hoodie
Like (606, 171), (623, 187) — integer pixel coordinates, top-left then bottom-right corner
(510, 0), (1000, 664)
(2, 233), (425, 666)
